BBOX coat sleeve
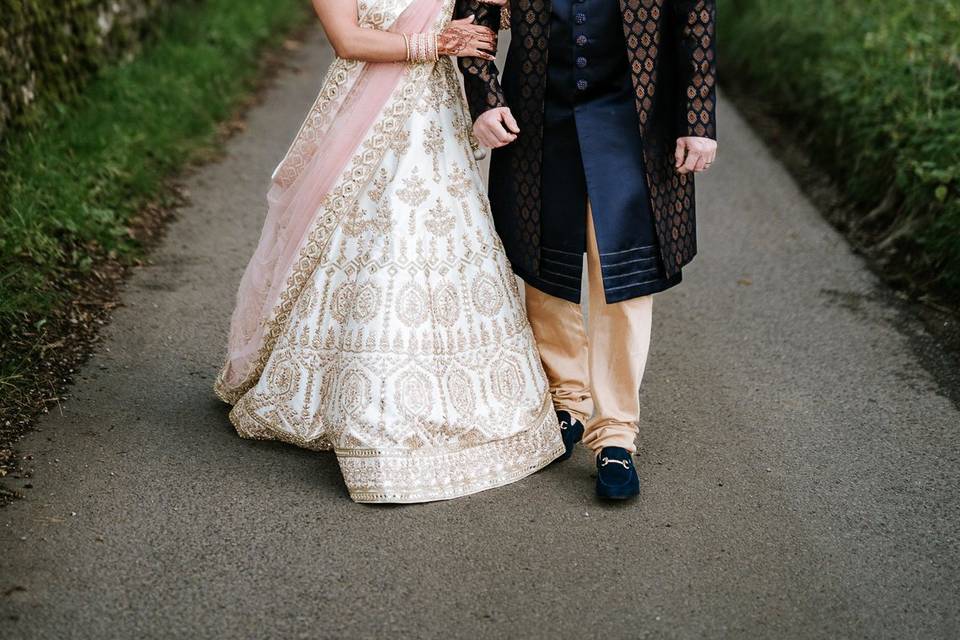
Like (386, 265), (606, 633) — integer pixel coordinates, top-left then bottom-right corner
(454, 0), (507, 121)
(672, 0), (717, 140)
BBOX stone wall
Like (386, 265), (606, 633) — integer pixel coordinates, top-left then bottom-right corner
(0, 0), (189, 137)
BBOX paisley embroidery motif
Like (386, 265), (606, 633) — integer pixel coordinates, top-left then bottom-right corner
(352, 283), (381, 323)
(396, 282), (430, 327)
(471, 274), (504, 316)
(431, 284), (461, 327)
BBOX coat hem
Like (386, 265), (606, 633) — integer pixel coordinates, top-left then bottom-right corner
(513, 263), (685, 304)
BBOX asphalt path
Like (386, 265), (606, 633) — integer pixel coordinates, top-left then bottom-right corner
(2, 28), (958, 639)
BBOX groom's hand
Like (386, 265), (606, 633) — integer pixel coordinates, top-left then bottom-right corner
(675, 136), (717, 174)
(474, 107), (519, 148)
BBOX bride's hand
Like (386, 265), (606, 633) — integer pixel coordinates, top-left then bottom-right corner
(438, 16), (497, 60)
(478, 0), (508, 6)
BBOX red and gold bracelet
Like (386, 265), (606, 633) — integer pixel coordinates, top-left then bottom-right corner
(404, 31), (439, 63)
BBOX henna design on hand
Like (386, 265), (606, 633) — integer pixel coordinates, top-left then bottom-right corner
(437, 18), (496, 59)
(438, 26), (474, 56)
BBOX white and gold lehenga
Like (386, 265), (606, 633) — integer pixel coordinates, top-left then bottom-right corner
(214, 0), (563, 503)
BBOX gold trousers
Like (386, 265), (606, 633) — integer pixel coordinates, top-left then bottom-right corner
(525, 208), (653, 454)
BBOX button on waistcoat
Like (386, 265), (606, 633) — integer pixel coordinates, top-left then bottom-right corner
(545, 0), (632, 109)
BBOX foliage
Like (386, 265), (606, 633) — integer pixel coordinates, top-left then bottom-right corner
(719, 0), (960, 293)
(0, 0), (312, 382)
(0, 0), (185, 137)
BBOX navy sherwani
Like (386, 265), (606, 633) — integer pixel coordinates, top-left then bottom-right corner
(456, 0), (718, 304)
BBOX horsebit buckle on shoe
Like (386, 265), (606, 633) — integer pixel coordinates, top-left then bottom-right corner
(600, 457), (630, 469)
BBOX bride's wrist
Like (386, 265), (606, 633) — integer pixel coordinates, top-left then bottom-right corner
(403, 31), (439, 63)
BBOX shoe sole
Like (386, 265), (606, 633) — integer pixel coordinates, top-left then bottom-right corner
(597, 491), (639, 501)
(596, 484), (640, 500)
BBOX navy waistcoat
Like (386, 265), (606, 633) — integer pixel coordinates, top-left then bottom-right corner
(536, 0), (680, 302)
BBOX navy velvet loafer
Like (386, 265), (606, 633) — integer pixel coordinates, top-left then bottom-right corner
(555, 410), (584, 462)
(596, 446), (640, 500)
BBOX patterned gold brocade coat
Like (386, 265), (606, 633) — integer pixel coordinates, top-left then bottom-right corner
(455, 0), (717, 292)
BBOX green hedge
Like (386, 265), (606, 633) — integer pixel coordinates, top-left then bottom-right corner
(0, 0), (312, 374)
(719, 0), (960, 293)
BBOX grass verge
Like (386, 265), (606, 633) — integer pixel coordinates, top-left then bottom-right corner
(718, 0), (960, 300)
(0, 0), (314, 494)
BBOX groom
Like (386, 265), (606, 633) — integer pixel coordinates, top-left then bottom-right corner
(455, 0), (717, 499)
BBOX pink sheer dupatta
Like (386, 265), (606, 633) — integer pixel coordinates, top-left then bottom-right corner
(217, 0), (446, 401)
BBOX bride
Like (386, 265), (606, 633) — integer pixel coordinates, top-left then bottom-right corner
(214, 0), (564, 502)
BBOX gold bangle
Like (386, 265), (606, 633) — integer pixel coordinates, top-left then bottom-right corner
(405, 32), (438, 64)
